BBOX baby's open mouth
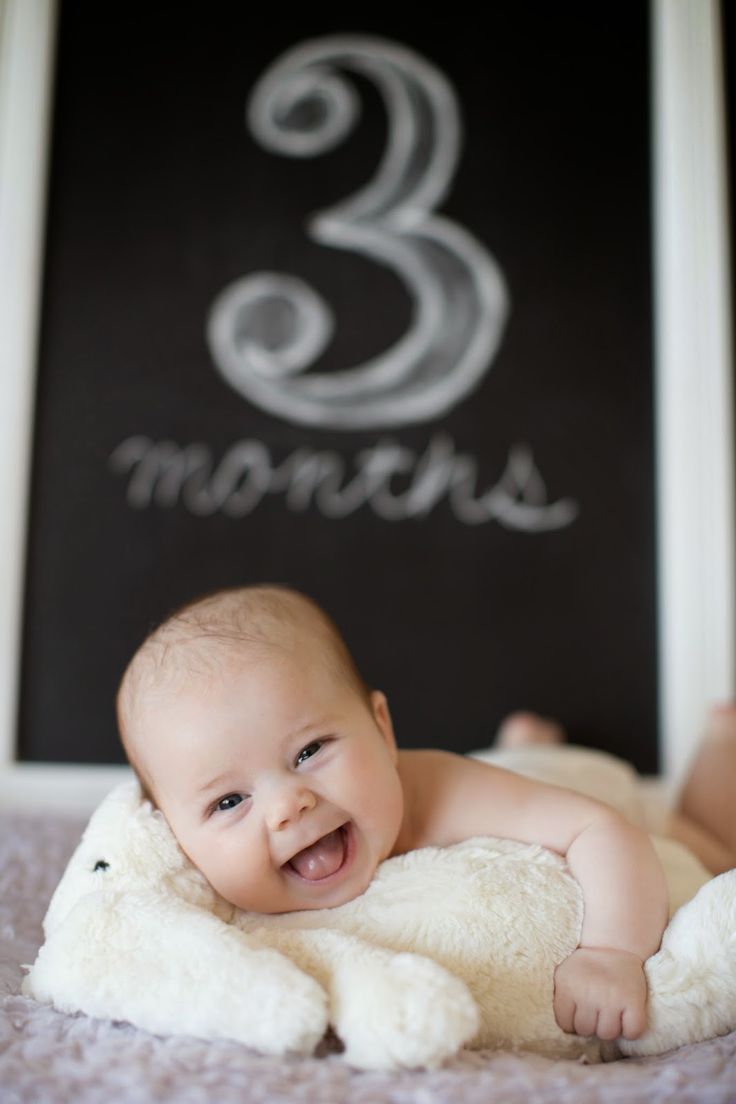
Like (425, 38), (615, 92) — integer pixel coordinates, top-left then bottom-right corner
(286, 824), (350, 882)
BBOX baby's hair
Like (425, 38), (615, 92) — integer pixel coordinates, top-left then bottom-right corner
(116, 584), (370, 800)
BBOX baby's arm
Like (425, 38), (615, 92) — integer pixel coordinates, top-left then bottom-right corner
(550, 814), (664, 1041)
(398, 750), (669, 1041)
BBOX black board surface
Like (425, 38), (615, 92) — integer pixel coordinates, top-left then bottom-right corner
(724, 0), (735, 387)
(19, 3), (657, 769)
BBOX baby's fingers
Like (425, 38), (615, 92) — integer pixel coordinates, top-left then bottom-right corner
(595, 1008), (624, 1041)
(553, 990), (577, 1035)
(572, 1005), (599, 1039)
(621, 1001), (647, 1040)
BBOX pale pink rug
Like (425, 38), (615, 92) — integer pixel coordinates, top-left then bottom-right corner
(2, 810), (735, 1103)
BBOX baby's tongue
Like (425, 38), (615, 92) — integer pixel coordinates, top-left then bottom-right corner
(289, 828), (345, 880)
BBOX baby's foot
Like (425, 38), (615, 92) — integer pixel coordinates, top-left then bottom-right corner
(677, 704), (736, 865)
(495, 711), (566, 749)
(708, 703), (736, 738)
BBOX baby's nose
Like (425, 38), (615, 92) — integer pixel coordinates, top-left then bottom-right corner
(266, 784), (317, 832)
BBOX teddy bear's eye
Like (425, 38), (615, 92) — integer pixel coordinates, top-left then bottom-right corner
(93, 860), (110, 872)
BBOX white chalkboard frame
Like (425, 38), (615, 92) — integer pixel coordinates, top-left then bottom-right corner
(0, 0), (732, 811)
(652, 0), (735, 785)
(0, 0), (130, 809)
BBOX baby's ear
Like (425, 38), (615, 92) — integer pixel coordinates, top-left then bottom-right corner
(370, 691), (397, 760)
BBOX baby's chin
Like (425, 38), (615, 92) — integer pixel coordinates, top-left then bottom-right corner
(271, 862), (379, 915)
(295, 874), (374, 912)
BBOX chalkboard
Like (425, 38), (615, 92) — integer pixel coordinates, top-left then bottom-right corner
(19, 3), (657, 770)
(725, 0), (735, 350)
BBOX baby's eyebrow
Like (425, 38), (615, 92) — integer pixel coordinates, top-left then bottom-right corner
(198, 771), (234, 796)
(196, 717), (336, 796)
(286, 717), (333, 745)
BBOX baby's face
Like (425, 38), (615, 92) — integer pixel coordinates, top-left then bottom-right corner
(132, 647), (404, 913)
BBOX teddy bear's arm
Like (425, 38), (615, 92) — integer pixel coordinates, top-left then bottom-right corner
(23, 888), (329, 1057)
(242, 922), (479, 1070)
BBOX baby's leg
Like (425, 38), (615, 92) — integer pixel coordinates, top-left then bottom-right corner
(664, 811), (735, 875)
(671, 706), (736, 874)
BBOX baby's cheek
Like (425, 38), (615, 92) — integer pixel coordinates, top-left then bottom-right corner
(373, 776), (405, 837)
(183, 839), (238, 897)
(212, 848), (281, 912)
(209, 867), (256, 911)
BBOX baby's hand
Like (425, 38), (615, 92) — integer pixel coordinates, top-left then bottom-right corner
(553, 946), (648, 1041)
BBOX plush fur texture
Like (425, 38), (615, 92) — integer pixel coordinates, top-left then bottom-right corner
(22, 780), (736, 1071)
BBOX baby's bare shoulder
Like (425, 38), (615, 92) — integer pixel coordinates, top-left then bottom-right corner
(398, 747), (514, 786)
(397, 746), (459, 776)
(397, 748), (518, 848)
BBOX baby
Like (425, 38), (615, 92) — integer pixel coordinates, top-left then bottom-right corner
(117, 584), (736, 1045)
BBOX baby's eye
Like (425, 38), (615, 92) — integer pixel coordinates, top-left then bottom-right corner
(295, 740), (323, 766)
(215, 793), (244, 813)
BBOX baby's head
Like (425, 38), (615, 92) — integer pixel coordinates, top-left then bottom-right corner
(117, 585), (404, 914)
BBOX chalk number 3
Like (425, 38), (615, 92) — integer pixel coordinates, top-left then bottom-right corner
(207, 36), (509, 431)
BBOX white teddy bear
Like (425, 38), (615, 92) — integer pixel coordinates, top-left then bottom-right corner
(24, 780), (736, 1071)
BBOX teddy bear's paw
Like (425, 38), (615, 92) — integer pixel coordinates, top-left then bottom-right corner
(332, 951), (479, 1071)
(24, 897), (330, 1059)
(189, 945), (331, 1057)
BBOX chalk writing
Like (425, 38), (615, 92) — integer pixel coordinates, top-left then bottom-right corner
(109, 435), (577, 531)
(206, 35), (509, 430)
